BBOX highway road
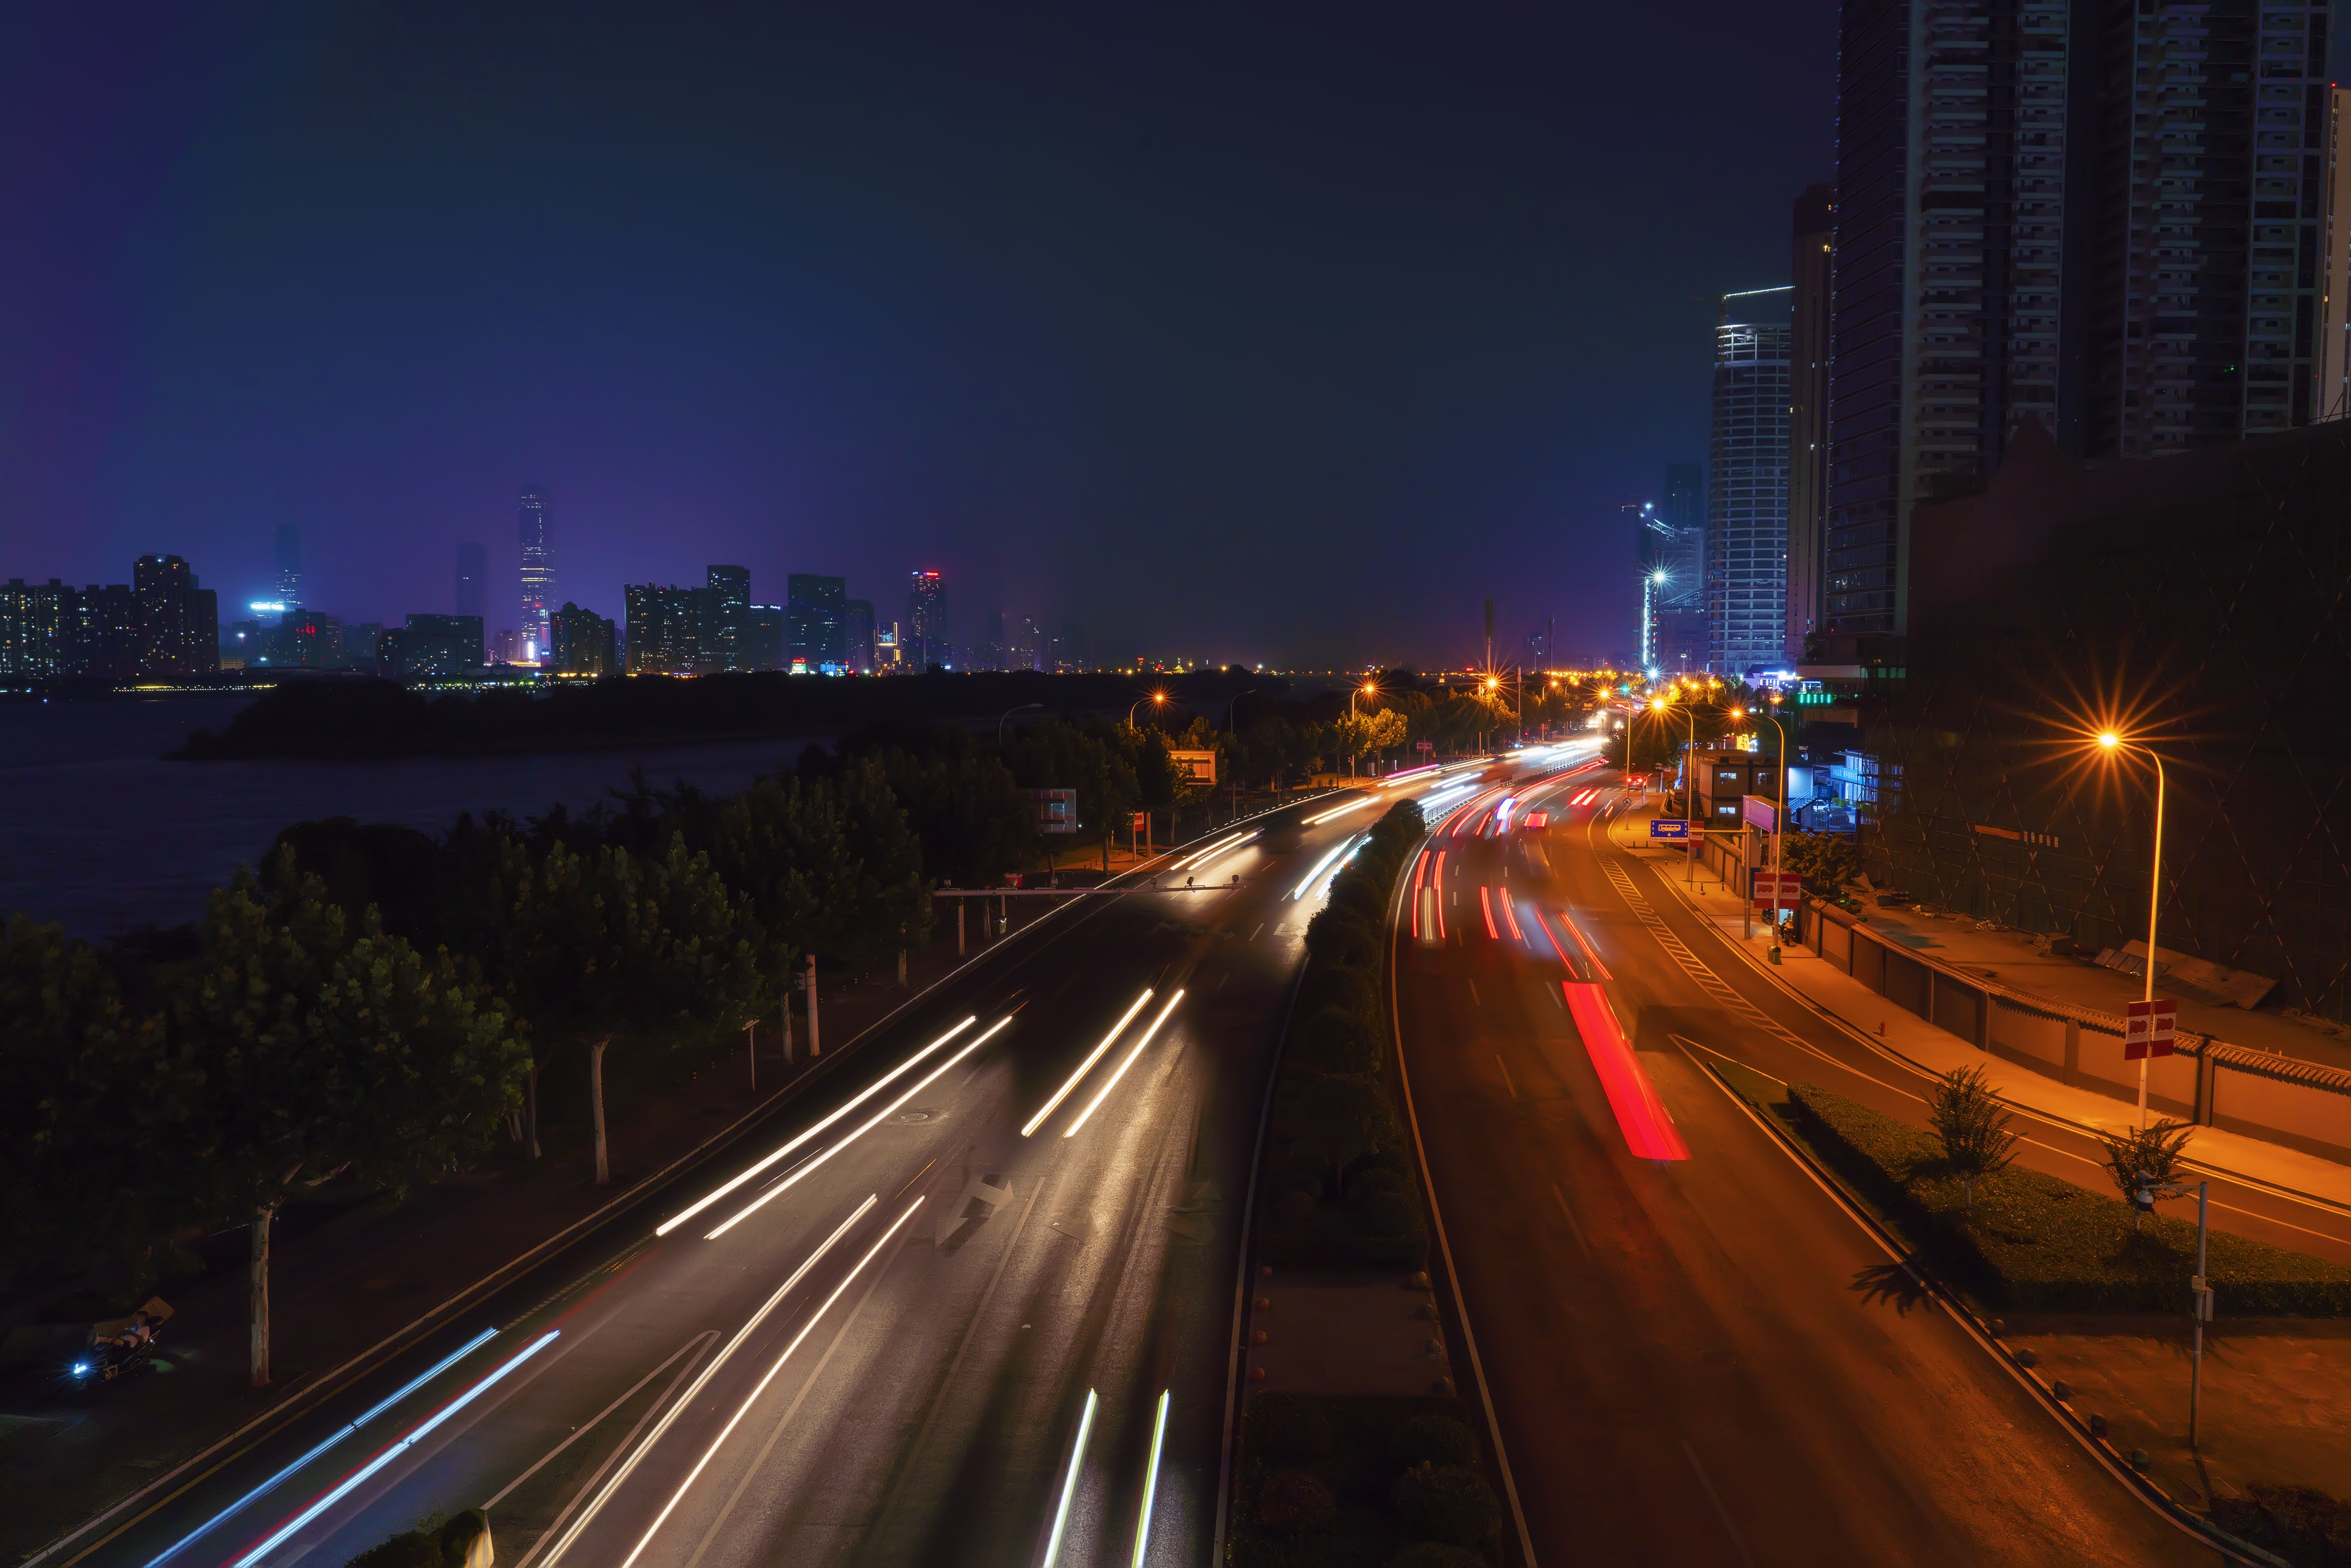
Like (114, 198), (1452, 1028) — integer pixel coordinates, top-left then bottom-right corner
(69, 793), (1391, 1568)
(1389, 752), (2312, 1567)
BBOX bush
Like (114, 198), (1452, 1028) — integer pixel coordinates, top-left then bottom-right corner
(344, 1511), (490, 1568)
(2210, 1483), (2351, 1566)
(1249, 1392), (1335, 1462)
(1355, 1191), (1420, 1241)
(1388, 1413), (1478, 1470)
(1392, 1462), (1501, 1546)
(1290, 1004), (1384, 1077)
(1300, 964), (1382, 1026)
(1258, 1468), (1338, 1538)
(1785, 1083), (2351, 1312)
(1384, 1546), (1488, 1568)
(1305, 906), (1381, 968)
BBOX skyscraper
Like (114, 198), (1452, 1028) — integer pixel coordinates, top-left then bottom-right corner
(706, 565), (750, 671)
(843, 598), (876, 672)
(274, 525), (302, 609)
(518, 487), (553, 658)
(1786, 185), (1834, 665)
(2319, 86), (2351, 421)
(132, 554), (218, 680)
(787, 574), (846, 668)
(907, 569), (945, 667)
(1827, 0), (2332, 639)
(1707, 289), (1792, 678)
(456, 542), (487, 618)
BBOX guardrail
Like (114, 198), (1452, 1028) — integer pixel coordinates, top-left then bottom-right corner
(1793, 898), (2351, 1165)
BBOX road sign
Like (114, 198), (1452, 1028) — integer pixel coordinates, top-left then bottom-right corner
(1023, 787), (1078, 834)
(1415, 739), (1434, 753)
(1750, 870), (1801, 910)
(1649, 819), (1690, 841)
(1168, 749), (1218, 785)
(1742, 796), (1779, 833)
(2125, 997), (2179, 1060)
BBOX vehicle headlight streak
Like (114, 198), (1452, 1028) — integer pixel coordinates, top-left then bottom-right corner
(1170, 830), (1249, 869)
(655, 1016), (979, 1237)
(703, 1021), (1006, 1239)
(1063, 991), (1184, 1137)
(538, 1197), (877, 1568)
(1022, 990), (1154, 1137)
(148, 1329), (503, 1567)
(1041, 1389), (1099, 1568)
(615, 1197), (924, 1568)
(1301, 796), (1374, 825)
(230, 1332), (560, 1568)
(1290, 834), (1362, 900)
(1130, 1389), (1171, 1568)
(1186, 831), (1258, 874)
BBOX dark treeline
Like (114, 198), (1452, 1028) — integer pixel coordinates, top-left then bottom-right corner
(169, 668), (1263, 759)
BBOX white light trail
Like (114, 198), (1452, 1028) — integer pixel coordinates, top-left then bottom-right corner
(705, 1025), (1002, 1238)
(1185, 832), (1259, 874)
(617, 1197), (923, 1568)
(1130, 1389), (1171, 1568)
(656, 1016), (978, 1236)
(1290, 834), (1362, 900)
(1170, 831), (1247, 869)
(1041, 1389), (1100, 1568)
(1022, 990), (1154, 1137)
(148, 1329), (502, 1567)
(1301, 796), (1374, 826)
(232, 1332), (560, 1568)
(1064, 991), (1184, 1137)
(538, 1198), (876, 1568)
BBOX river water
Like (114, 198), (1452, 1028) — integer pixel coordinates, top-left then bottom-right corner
(0, 696), (817, 939)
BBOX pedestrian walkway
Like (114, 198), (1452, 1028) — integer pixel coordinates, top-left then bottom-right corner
(1598, 806), (2351, 1214)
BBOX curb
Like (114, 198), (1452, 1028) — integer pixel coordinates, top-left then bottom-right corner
(1684, 1047), (2289, 1568)
(1612, 828), (2351, 1220)
(21, 879), (1143, 1568)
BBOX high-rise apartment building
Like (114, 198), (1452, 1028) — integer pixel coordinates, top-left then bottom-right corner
(787, 574), (846, 668)
(456, 542), (487, 618)
(907, 570), (945, 668)
(274, 525), (302, 609)
(2318, 86), (2351, 420)
(132, 554), (219, 681)
(706, 565), (750, 671)
(745, 604), (786, 671)
(1707, 290), (1793, 678)
(624, 583), (701, 674)
(1827, 0), (2332, 640)
(518, 487), (553, 656)
(548, 602), (617, 676)
(1787, 185), (1835, 666)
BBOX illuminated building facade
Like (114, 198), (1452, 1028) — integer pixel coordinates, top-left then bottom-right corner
(907, 569), (946, 667)
(1707, 290), (1793, 679)
(518, 486), (553, 657)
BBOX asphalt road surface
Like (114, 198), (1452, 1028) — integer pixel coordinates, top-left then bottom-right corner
(73, 795), (1382, 1568)
(1392, 752), (2279, 1568)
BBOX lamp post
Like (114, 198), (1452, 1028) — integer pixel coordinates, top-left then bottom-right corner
(998, 702), (1044, 747)
(1350, 681), (1379, 776)
(2097, 729), (2169, 1129)
(1128, 691), (1168, 728)
(1763, 692), (1789, 961)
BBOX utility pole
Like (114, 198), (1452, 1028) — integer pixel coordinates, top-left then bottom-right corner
(744, 1018), (758, 1091)
(805, 954), (820, 1057)
(2191, 1181), (2213, 1446)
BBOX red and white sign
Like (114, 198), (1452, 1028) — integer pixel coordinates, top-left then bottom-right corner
(1416, 739), (1435, 753)
(2125, 998), (2178, 1060)
(1750, 870), (1801, 910)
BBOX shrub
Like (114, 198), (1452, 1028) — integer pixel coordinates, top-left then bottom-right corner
(1785, 1083), (2351, 1312)
(1250, 1392), (1336, 1462)
(1304, 906), (1381, 967)
(1258, 1468), (1338, 1538)
(1290, 1004), (1384, 1077)
(1355, 1191), (1420, 1241)
(344, 1511), (490, 1568)
(1292, 1074), (1390, 1188)
(2209, 1483), (2351, 1566)
(1388, 1413), (1477, 1470)
(1300, 964), (1382, 1026)
(1392, 1462), (1501, 1546)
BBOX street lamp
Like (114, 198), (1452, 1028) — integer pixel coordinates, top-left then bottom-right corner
(1128, 691), (1169, 728)
(2096, 728), (2169, 1129)
(1760, 691), (1790, 958)
(997, 702), (1044, 747)
(1349, 682), (1380, 777)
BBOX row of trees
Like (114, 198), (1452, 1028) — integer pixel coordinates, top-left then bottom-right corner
(0, 716), (1203, 1385)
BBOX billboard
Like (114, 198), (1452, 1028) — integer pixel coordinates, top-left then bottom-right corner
(1024, 788), (1079, 834)
(1169, 749), (1218, 785)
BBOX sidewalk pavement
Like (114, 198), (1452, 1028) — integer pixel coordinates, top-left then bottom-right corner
(1598, 809), (2351, 1215)
(0, 905), (1051, 1564)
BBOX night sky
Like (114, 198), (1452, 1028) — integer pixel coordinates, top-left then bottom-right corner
(3, 4), (1839, 668)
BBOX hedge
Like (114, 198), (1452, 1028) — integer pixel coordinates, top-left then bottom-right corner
(1784, 1083), (2351, 1314)
(1231, 1395), (1496, 1568)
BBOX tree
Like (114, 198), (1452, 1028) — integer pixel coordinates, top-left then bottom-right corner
(1780, 830), (1860, 892)
(0, 917), (194, 1292)
(175, 855), (527, 1385)
(2094, 1118), (2196, 1231)
(711, 762), (925, 979)
(1926, 1066), (2018, 1213)
(1291, 1074), (1387, 1192)
(501, 836), (765, 1182)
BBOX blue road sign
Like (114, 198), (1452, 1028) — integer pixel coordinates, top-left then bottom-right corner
(1649, 819), (1690, 840)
